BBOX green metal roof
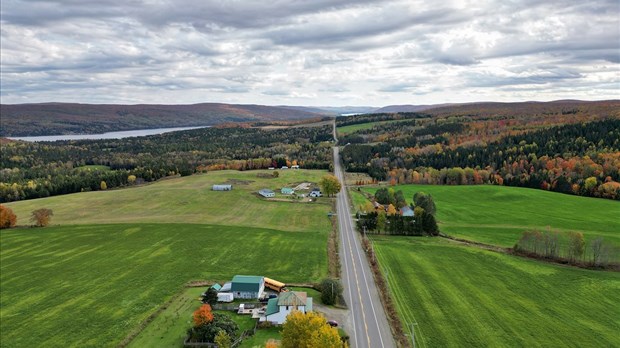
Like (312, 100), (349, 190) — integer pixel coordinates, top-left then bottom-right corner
(211, 283), (222, 291)
(266, 298), (279, 316)
(231, 275), (263, 292)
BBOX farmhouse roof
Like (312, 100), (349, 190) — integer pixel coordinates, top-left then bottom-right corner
(277, 291), (307, 307)
(266, 298), (279, 316)
(231, 275), (263, 292)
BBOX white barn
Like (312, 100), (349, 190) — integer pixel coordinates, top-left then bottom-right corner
(259, 189), (275, 198)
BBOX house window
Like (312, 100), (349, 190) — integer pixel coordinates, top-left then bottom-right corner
(286, 306), (289, 310)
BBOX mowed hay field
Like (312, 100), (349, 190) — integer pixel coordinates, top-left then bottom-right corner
(7, 169), (331, 232)
(360, 184), (620, 247)
(374, 237), (620, 347)
(1, 169), (332, 347)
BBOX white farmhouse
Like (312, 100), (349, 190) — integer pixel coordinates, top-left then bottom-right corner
(261, 291), (313, 325)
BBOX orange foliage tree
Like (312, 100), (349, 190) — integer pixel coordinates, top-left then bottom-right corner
(0, 204), (17, 229)
(193, 304), (214, 326)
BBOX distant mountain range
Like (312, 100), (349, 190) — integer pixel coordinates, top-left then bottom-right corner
(2, 100), (618, 137)
(0, 102), (323, 137)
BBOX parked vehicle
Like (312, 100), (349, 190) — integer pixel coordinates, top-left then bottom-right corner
(327, 320), (339, 327)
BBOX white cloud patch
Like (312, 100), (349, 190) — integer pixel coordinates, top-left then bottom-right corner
(1, 0), (619, 105)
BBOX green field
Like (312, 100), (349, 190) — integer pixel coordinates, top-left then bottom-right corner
(374, 236), (620, 347)
(7, 169), (331, 232)
(360, 184), (620, 247)
(128, 287), (205, 348)
(336, 119), (411, 135)
(1, 169), (332, 347)
(75, 165), (111, 172)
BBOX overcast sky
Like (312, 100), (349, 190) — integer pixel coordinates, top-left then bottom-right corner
(1, 0), (619, 106)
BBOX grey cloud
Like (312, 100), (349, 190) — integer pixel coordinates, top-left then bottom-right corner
(1, 0), (619, 105)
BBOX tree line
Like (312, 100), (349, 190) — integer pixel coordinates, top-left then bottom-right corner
(514, 229), (619, 269)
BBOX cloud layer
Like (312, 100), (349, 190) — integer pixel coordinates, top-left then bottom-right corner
(1, 0), (619, 105)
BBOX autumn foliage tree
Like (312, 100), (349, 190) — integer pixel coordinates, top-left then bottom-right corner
(0, 204), (17, 229)
(193, 304), (214, 326)
(319, 175), (342, 197)
(30, 208), (53, 227)
(281, 311), (342, 348)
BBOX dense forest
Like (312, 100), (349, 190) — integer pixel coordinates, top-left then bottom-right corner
(0, 125), (333, 202)
(340, 103), (620, 200)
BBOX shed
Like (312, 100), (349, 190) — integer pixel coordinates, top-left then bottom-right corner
(281, 188), (294, 195)
(259, 189), (275, 198)
(213, 184), (232, 191)
(231, 275), (265, 299)
(211, 283), (222, 292)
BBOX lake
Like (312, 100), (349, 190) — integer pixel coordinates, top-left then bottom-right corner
(8, 126), (209, 142)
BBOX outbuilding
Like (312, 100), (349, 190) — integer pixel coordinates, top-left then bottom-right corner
(213, 184), (232, 191)
(281, 188), (294, 195)
(309, 189), (322, 198)
(231, 275), (265, 299)
(259, 189), (275, 198)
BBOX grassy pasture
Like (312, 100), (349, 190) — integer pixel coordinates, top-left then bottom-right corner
(0, 223), (328, 347)
(360, 184), (620, 247)
(75, 165), (111, 172)
(374, 236), (620, 347)
(6, 169), (331, 233)
(336, 119), (412, 135)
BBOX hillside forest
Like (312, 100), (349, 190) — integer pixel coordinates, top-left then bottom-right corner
(339, 101), (620, 200)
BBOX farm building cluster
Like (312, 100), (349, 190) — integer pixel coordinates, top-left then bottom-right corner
(258, 184), (322, 199)
(205, 275), (313, 325)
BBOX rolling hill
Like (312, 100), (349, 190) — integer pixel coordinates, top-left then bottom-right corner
(0, 102), (323, 136)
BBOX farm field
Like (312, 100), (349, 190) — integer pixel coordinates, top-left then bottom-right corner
(0, 223), (328, 347)
(128, 287), (205, 348)
(336, 119), (412, 135)
(359, 184), (620, 247)
(373, 236), (620, 347)
(1, 169), (333, 347)
(6, 169), (331, 233)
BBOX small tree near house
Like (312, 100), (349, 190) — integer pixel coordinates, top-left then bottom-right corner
(202, 287), (218, 306)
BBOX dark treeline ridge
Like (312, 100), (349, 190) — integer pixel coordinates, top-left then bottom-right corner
(341, 118), (620, 200)
(0, 102), (323, 137)
(335, 112), (429, 127)
(0, 125), (333, 202)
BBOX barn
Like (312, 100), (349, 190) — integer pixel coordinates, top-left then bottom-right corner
(259, 189), (275, 198)
(231, 275), (265, 299)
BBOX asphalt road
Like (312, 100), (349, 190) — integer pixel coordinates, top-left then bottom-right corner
(333, 144), (395, 348)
